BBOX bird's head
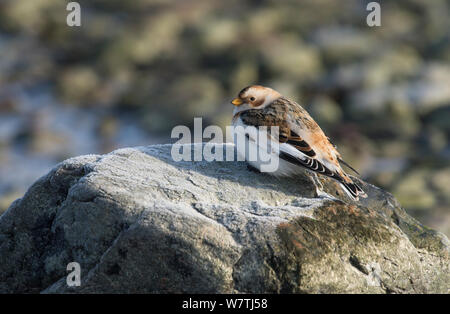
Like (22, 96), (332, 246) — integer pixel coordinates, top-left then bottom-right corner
(231, 85), (281, 113)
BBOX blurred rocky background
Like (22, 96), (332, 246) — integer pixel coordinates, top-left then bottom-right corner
(0, 0), (449, 236)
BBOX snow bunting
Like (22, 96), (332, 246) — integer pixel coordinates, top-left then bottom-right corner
(231, 85), (366, 200)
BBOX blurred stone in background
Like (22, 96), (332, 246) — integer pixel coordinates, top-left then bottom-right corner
(0, 0), (449, 236)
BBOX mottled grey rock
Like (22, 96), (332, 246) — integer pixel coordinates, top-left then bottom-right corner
(0, 144), (448, 293)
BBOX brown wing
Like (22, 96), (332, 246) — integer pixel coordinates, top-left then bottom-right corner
(240, 111), (336, 177)
(239, 106), (365, 200)
(278, 129), (340, 179)
(280, 129), (316, 158)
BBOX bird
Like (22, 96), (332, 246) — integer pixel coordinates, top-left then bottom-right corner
(231, 85), (366, 201)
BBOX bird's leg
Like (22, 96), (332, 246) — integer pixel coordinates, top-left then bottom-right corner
(311, 172), (339, 201)
(312, 172), (325, 197)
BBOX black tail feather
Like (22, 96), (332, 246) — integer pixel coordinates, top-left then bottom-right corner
(340, 181), (366, 200)
(279, 151), (366, 200)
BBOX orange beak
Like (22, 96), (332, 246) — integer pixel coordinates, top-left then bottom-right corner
(231, 98), (244, 106)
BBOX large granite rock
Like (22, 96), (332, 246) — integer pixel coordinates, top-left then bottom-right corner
(0, 144), (448, 293)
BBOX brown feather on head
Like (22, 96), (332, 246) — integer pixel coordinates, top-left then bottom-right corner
(231, 85), (282, 109)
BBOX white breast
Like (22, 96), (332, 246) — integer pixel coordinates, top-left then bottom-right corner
(232, 117), (306, 177)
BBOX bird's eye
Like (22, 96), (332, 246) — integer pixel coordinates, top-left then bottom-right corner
(250, 97), (256, 101)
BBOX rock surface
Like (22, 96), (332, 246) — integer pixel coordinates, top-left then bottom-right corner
(0, 144), (448, 293)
